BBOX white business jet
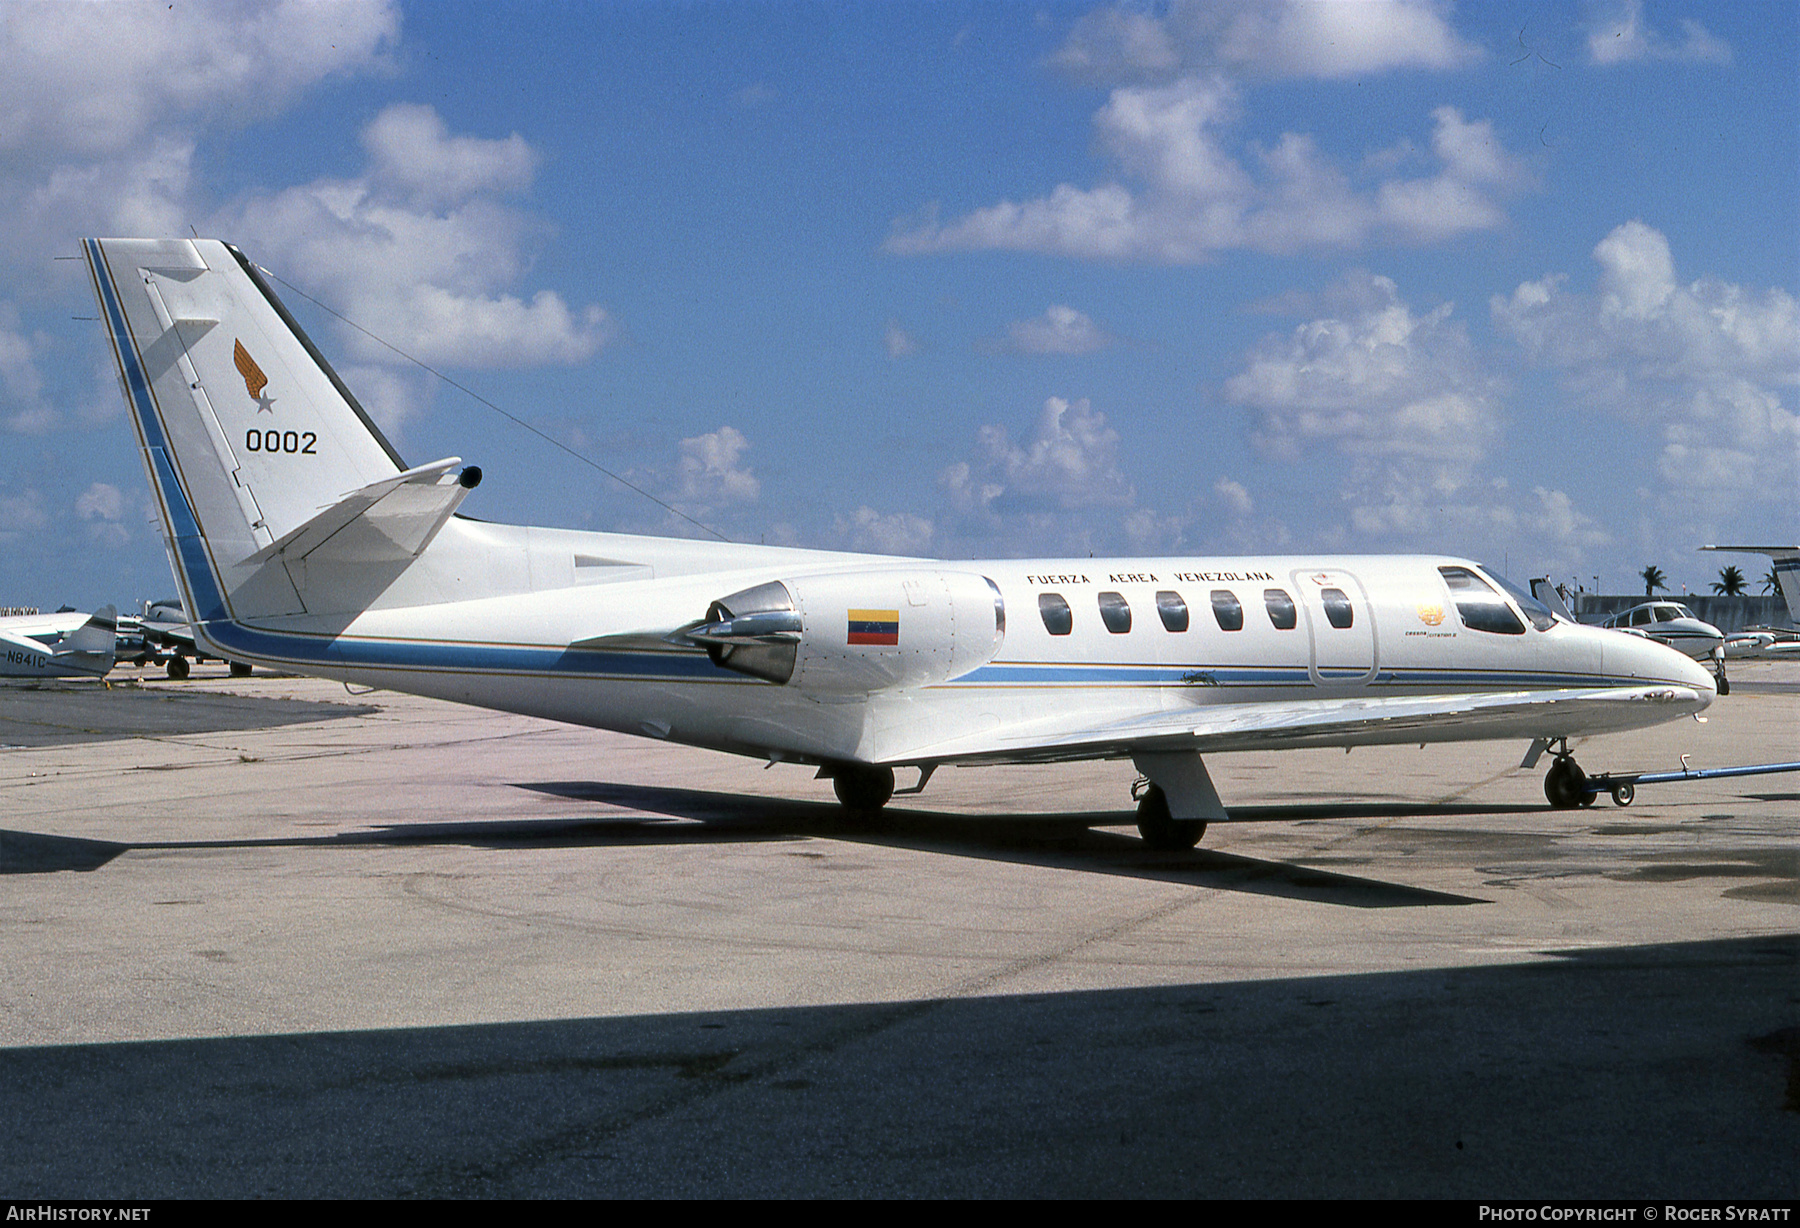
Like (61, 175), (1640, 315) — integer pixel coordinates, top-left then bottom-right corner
(85, 239), (1714, 846)
(0, 606), (117, 681)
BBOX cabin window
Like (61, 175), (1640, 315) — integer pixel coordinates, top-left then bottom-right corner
(1320, 588), (1355, 630)
(1038, 593), (1072, 636)
(1210, 589), (1243, 631)
(1155, 591), (1189, 632)
(1264, 588), (1297, 630)
(1438, 566), (1524, 635)
(1098, 591), (1132, 634)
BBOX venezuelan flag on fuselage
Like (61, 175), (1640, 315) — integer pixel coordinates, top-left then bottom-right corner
(847, 608), (899, 646)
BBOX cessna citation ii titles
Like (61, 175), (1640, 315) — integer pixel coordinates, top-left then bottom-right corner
(86, 238), (1716, 847)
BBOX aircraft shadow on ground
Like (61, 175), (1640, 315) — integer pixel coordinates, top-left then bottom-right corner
(0, 780), (1544, 905)
(0, 932), (1793, 1197)
(0, 781), (1491, 905)
(522, 780), (1502, 907)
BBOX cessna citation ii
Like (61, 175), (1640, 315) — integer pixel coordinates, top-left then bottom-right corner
(85, 238), (1717, 847)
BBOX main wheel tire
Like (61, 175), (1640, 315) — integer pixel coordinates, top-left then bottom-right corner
(1544, 757), (1586, 809)
(832, 764), (896, 812)
(1136, 784), (1205, 850)
(1716, 672), (1729, 696)
(166, 655), (190, 681)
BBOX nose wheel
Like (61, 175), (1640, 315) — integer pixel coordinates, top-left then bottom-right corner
(1544, 752), (1595, 809)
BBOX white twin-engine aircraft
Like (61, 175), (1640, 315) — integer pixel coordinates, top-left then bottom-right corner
(0, 605), (117, 681)
(86, 238), (1716, 847)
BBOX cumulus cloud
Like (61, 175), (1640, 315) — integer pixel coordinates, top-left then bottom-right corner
(75, 481), (130, 548)
(888, 87), (1530, 261)
(675, 425), (759, 507)
(0, 2), (398, 267)
(0, 310), (53, 433)
(1004, 305), (1115, 355)
(931, 394), (1167, 554)
(1226, 270), (1512, 545)
(362, 103), (537, 207)
(0, 9), (605, 382)
(1050, 0), (1480, 84)
(896, 3), (1511, 264)
(0, 0), (399, 160)
(1587, 0), (1730, 65)
(220, 104), (614, 369)
(834, 506), (935, 556)
(943, 396), (1135, 517)
(335, 364), (432, 440)
(1492, 221), (1798, 516)
(1212, 476), (1253, 516)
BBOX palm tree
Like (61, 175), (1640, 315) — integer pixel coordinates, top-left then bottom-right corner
(1712, 566), (1747, 596)
(1640, 565), (1667, 597)
(1763, 568), (1780, 595)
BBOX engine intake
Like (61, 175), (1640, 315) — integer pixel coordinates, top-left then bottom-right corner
(695, 570), (1005, 692)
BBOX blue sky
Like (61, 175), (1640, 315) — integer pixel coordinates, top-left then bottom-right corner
(0, 0), (1793, 610)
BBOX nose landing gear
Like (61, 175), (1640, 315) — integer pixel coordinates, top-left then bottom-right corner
(1543, 742), (1596, 809)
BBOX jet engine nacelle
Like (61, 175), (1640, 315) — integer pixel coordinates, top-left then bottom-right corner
(691, 569), (1006, 693)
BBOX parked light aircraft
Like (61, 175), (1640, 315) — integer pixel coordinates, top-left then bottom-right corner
(1594, 601), (1728, 691)
(1700, 546), (1800, 660)
(117, 596), (249, 679)
(0, 605), (117, 681)
(85, 238), (1717, 844)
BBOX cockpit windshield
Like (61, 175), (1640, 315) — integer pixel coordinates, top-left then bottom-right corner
(1482, 568), (1561, 632)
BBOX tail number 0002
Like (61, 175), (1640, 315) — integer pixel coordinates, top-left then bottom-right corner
(245, 429), (316, 455)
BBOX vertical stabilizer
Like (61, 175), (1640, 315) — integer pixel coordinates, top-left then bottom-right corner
(86, 238), (411, 624)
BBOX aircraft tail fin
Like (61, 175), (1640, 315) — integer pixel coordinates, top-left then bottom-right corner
(1699, 546), (1800, 626)
(1530, 577), (1575, 621)
(84, 238), (469, 624)
(62, 606), (117, 674)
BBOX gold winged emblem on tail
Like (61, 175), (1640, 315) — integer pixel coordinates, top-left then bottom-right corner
(233, 339), (275, 412)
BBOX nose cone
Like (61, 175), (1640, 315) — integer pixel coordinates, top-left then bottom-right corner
(1603, 629), (1716, 710)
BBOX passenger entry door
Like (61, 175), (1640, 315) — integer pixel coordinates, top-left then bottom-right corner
(1292, 569), (1377, 687)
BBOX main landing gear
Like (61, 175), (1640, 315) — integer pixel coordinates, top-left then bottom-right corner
(830, 763), (895, 813)
(1133, 780), (1206, 851)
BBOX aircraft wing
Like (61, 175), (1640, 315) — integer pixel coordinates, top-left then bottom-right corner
(891, 684), (1708, 766)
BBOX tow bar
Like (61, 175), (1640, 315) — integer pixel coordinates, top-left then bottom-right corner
(1584, 757), (1800, 807)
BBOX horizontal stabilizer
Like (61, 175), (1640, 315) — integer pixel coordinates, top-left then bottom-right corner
(246, 458), (478, 567)
(1700, 545), (1800, 624)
